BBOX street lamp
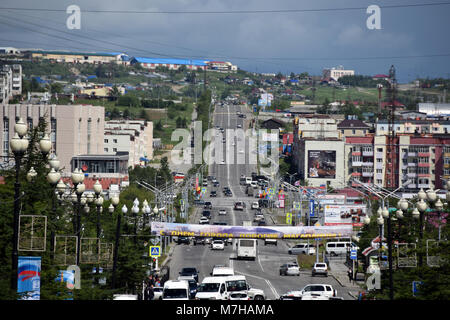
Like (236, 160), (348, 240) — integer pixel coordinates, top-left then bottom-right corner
(111, 198), (124, 289)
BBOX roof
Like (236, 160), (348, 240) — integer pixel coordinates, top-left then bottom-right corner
(31, 50), (123, 57)
(132, 57), (207, 66)
(373, 74), (389, 78)
(337, 119), (370, 129)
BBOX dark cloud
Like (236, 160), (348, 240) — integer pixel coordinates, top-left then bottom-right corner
(1, 0), (449, 82)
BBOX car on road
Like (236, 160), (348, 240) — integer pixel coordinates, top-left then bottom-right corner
(211, 240), (225, 250)
(210, 191), (217, 197)
(288, 243), (316, 255)
(234, 201), (245, 210)
(257, 220), (266, 226)
(199, 217), (209, 224)
(264, 238), (277, 246)
(204, 202), (212, 210)
(254, 213), (264, 222)
(193, 237), (205, 245)
(225, 190), (233, 197)
(202, 210), (211, 219)
(219, 209), (227, 215)
(178, 267), (199, 283)
(251, 201), (259, 210)
(213, 181), (220, 187)
(162, 280), (190, 300)
(177, 236), (190, 245)
(187, 279), (198, 299)
(202, 181), (208, 187)
(153, 286), (163, 300)
(229, 292), (250, 300)
(312, 262), (328, 277)
(279, 284), (337, 300)
(250, 181), (258, 188)
(279, 263), (300, 276)
(222, 138), (226, 143)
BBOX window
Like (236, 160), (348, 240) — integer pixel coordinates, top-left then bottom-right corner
(113, 148), (117, 152)
(104, 148), (108, 152)
(113, 139), (118, 143)
(104, 139), (108, 143)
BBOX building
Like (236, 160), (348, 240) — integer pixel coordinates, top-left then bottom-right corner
(344, 136), (376, 187)
(30, 50), (128, 65)
(206, 61), (237, 72)
(418, 103), (450, 117)
(0, 64), (22, 104)
(337, 118), (371, 139)
(130, 57), (207, 71)
(0, 47), (21, 55)
(104, 120), (153, 168)
(322, 66), (354, 81)
(1, 103), (105, 175)
(376, 119), (450, 136)
(261, 118), (285, 130)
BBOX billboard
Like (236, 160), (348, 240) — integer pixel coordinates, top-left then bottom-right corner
(323, 204), (367, 226)
(307, 150), (336, 179)
(317, 194), (346, 205)
(151, 222), (352, 240)
(18, 256), (41, 300)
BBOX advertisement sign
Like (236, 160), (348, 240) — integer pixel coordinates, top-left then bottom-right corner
(151, 222), (352, 240)
(278, 193), (285, 208)
(317, 194), (346, 205)
(18, 256), (41, 300)
(324, 204), (367, 226)
(307, 150), (336, 179)
(309, 199), (315, 217)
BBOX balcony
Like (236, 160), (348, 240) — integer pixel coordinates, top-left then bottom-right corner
(351, 151), (361, 156)
(351, 172), (362, 177)
(362, 150), (374, 157)
(376, 152), (384, 158)
(408, 152), (417, 157)
(418, 152), (430, 157)
(362, 171), (373, 177)
(408, 162), (417, 167)
(362, 161), (374, 167)
(352, 161), (362, 167)
(418, 163), (430, 167)
(407, 172), (417, 178)
(407, 183), (417, 189)
(418, 183), (430, 189)
(418, 174), (430, 178)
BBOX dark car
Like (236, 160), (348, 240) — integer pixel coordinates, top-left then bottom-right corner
(210, 191), (217, 197)
(223, 187), (230, 193)
(213, 181), (220, 187)
(204, 202), (212, 210)
(179, 267), (199, 283)
(177, 236), (190, 245)
(194, 199), (205, 206)
(188, 279), (198, 299)
(193, 237), (205, 245)
(202, 210), (211, 218)
(225, 190), (233, 197)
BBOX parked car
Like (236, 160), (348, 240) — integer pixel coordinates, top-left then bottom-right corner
(279, 263), (300, 276)
(312, 262), (328, 277)
(211, 240), (225, 250)
(177, 237), (190, 245)
(288, 243), (316, 255)
(199, 217), (209, 224)
(178, 267), (199, 283)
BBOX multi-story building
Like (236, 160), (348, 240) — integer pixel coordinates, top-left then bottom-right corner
(104, 120), (153, 168)
(1, 103), (105, 176)
(0, 64), (22, 104)
(322, 65), (355, 81)
(30, 50), (129, 65)
(344, 136), (376, 187)
(131, 57), (207, 71)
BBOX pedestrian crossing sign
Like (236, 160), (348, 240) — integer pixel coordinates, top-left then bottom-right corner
(150, 246), (161, 257)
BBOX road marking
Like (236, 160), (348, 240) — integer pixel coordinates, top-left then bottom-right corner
(234, 270), (279, 299)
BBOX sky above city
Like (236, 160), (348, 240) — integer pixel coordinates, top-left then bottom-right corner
(0, 0), (449, 83)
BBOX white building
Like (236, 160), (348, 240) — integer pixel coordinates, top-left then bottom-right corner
(104, 120), (153, 168)
(0, 64), (22, 104)
(322, 66), (355, 81)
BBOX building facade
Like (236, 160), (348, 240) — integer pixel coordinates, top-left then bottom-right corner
(1, 103), (105, 175)
(104, 120), (153, 168)
(0, 64), (22, 104)
(322, 66), (355, 81)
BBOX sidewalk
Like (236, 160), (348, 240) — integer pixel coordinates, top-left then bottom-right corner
(327, 257), (363, 299)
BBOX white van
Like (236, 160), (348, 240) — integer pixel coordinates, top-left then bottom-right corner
(326, 241), (351, 256)
(211, 266), (234, 277)
(162, 280), (190, 300)
(195, 276), (227, 300)
(245, 177), (252, 185)
(237, 239), (257, 260)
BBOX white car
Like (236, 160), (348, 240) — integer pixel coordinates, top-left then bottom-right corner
(229, 292), (250, 300)
(153, 286), (163, 300)
(211, 240), (225, 250)
(279, 263), (300, 276)
(288, 243), (316, 255)
(264, 238), (277, 246)
(280, 284), (337, 300)
(251, 201), (259, 209)
(199, 217), (209, 224)
(312, 262), (328, 277)
(219, 209), (227, 215)
(220, 160), (225, 165)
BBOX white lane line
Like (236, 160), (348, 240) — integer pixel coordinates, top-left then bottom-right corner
(234, 269), (279, 299)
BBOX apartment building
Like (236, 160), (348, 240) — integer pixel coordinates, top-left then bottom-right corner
(30, 50), (128, 65)
(104, 120), (153, 168)
(1, 103), (104, 175)
(0, 64), (22, 104)
(322, 65), (354, 81)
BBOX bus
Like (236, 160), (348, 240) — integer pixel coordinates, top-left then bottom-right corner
(237, 239), (257, 260)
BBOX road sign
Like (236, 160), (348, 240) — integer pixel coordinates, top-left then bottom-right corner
(150, 238), (160, 245)
(286, 212), (292, 224)
(150, 246), (161, 257)
(309, 199), (315, 217)
(350, 249), (357, 260)
(412, 281), (423, 297)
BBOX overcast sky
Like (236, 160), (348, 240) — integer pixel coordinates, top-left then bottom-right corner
(0, 0), (449, 82)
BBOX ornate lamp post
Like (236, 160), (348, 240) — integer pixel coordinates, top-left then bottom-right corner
(110, 195), (122, 289)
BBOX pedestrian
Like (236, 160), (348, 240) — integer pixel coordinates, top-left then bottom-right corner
(347, 268), (353, 282)
(148, 274), (154, 286)
(148, 284), (155, 300)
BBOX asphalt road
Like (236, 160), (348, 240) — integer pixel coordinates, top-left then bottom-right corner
(167, 102), (355, 300)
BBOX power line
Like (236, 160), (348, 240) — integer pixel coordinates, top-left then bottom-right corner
(0, 2), (449, 14)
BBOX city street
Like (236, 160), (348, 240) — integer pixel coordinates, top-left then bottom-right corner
(167, 101), (358, 300)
